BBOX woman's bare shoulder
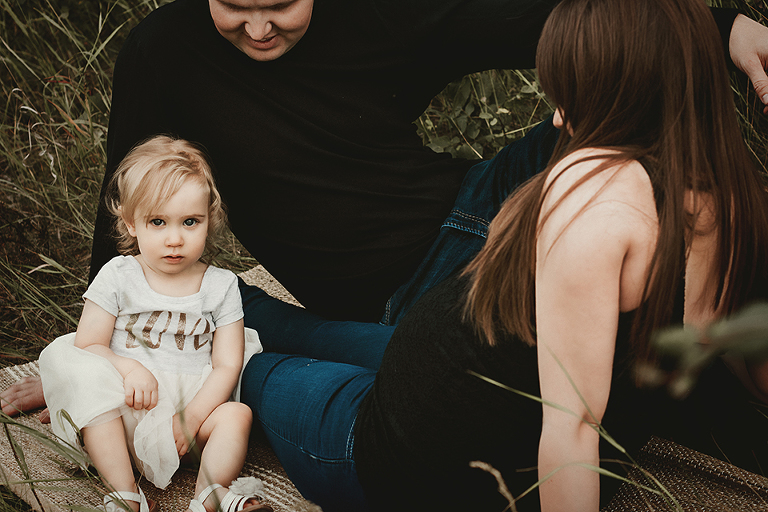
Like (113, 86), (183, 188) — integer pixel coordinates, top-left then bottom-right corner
(538, 148), (659, 313)
(547, 148), (651, 194)
(542, 148), (656, 221)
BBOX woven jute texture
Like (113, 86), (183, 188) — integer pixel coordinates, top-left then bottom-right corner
(3, 265), (768, 511)
(604, 436), (768, 511)
(239, 266), (301, 307)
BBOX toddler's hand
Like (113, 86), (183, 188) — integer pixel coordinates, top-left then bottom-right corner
(172, 412), (201, 457)
(123, 366), (158, 410)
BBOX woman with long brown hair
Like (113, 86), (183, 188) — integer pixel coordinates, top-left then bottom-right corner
(238, 0), (768, 510)
(466, 0), (768, 507)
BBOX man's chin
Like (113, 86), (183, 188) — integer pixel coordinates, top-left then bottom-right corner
(238, 41), (291, 62)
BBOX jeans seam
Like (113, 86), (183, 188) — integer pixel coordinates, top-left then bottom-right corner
(442, 220), (488, 238)
(442, 209), (490, 238)
(258, 418), (355, 465)
(347, 411), (359, 460)
(383, 297), (392, 325)
(449, 208), (491, 226)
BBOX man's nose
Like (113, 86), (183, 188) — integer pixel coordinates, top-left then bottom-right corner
(244, 15), (273, 40)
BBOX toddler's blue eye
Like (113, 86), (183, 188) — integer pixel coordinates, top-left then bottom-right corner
(150, 219), (164, 226)
(184, 218), (198, 227)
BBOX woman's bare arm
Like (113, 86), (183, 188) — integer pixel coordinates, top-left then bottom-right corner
(535, 152), (658, 512)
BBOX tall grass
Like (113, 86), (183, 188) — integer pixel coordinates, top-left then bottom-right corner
(0, 0), (766, 511)
(1, 0), (142, 358)
(0, 0), (259, 361)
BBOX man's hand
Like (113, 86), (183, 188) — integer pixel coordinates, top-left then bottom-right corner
(123, 365), (158, 411)
(730, 14), (768, 114)
(0, 376), (50, 422)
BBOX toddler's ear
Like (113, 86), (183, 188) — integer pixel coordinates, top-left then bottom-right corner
(119, 206), (137, 237)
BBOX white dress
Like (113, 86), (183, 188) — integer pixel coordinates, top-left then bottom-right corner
(39, 256), (261, 489)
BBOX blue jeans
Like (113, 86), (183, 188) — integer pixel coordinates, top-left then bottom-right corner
(239, 281), (395, 370)
(242, 354), (376, 512)
(239, 118), (559, 511)
(381, 116), (558, 324)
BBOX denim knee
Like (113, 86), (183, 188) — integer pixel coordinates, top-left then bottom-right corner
(382, 117), (559, 325)
(241, 353), (373, 512)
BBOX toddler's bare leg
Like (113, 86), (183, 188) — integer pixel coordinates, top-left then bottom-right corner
(188, 402), (256, 512)
(82, 417), (141, 512)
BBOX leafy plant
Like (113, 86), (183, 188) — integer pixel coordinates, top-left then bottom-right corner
(640, 302), (768, 399)
(416, 69), (553, 159)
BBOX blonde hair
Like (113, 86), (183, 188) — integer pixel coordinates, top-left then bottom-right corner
(107, 135), (226, 261)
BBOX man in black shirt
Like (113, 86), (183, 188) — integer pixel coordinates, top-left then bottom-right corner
(93, 0), (767, 322)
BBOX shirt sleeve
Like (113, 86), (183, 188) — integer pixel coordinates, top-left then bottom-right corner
(710, 7), (740, 72)
(212, 270), (244, 328)
(82, 257), (122, 317)
(372, 1), (740, 73)
(373, 0), (555, 37)
(372, 0), (558, 71)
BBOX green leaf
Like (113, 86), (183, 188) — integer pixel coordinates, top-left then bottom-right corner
(455, 114), (468, 132)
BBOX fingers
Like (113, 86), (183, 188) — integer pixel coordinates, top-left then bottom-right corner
(138, 389), (156, 410)
(175, 436), (188, 457)
(123, 367), (159, 410)
(729, 15), (768, 114)
(742, 58), (768, 115)
(124, 386), (158, 410)
(175, 433), (198, 458)
(0, 376), (47, 416)
(39, 408), (51, 424)
(147, 388), (158, 411)
(172, 416), (189, 457)
(0, 394), (22, 416)
(125, 384), (135, 409)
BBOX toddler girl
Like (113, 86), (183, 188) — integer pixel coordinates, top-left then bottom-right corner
(39, 135), (271, 512)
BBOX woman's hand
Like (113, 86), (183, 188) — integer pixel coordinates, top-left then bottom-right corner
(123, 364), (158, 410)
(0, 376), (47, 417)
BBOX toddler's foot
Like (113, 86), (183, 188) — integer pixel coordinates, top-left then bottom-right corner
(104, 488), (156, 512)
(188, 478), (272, 512)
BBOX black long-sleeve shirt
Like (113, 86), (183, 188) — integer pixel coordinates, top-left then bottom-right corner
(91, 0), (738, 321)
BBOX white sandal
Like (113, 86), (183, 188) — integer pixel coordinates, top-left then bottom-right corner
(188, 477), (273, 512)
(104, 488), (157, 512)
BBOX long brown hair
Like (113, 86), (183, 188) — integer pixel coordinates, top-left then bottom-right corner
(464, 0), (768, 365)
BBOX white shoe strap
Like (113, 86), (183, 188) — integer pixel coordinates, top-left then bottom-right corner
(104, 489), (149, 512)
(197, 483), (224, 509)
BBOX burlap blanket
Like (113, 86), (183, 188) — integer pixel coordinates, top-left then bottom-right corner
(1, 265), (768, 511)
